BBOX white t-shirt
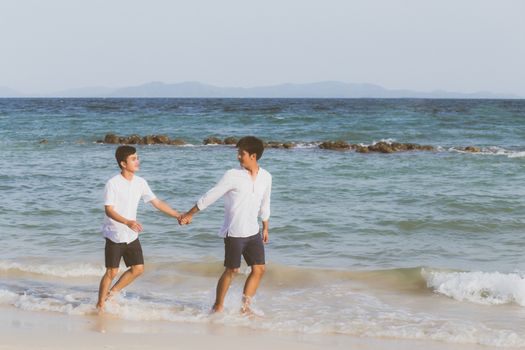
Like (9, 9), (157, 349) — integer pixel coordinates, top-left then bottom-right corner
(196, 167), (272, 238)
(101, 174), (156, 243)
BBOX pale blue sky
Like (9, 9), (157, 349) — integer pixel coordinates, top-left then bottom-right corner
(1, 0), (524, 96)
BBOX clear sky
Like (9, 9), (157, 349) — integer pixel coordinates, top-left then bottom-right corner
(1, 0), (524, 96)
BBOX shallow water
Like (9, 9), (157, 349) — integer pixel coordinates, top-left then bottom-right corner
(1, 98), (525, 346)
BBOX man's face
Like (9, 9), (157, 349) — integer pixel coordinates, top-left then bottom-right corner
(237, 149), (255, 168)
(122, 153), (140, 172)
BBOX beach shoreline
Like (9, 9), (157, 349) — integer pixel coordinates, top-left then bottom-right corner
(0, 305), (507, 350)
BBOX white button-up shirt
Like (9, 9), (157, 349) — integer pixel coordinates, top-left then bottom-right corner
(102, 174), (156, 243)
(197, 167), (272, 238)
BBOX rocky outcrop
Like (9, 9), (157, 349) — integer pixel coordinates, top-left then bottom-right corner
(169, 139), (187, 146)
(126, 134), (142, 144)
(104, 134), (120, 144)
(462, 146), (481, 153)
(223, 137), (238, 145)
(367, 142), (435, 153)
(319, 141), (352, 150)
(153, 135), (170, 144)
(368, 142), (395, 153)
(264, 141), (297, 149)
(97, 134), (436, 153)
(102, 133), (183, 145)
(355, 145), (369, 153)
(319, 140), (435, 153)
(203, 137), (224, 145)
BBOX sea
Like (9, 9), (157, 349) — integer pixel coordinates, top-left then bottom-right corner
(1, 98), (525, 347)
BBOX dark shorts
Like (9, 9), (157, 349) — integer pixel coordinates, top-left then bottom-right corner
(224, 233), (265, 269)
(105, 238), (144, 268)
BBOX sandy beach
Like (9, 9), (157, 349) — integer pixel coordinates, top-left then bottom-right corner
(0, 305), (510, 350)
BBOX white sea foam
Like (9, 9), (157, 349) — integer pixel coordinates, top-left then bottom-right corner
(370, 138), (396, 146)
(0, 289), (19, 303)
(0, 260), (105, 278)
(508, 151), (525, 158)
(293, 142), (321, 149)
(250, 287), (525, 347)
(14, 293), (92, 315)
(176, 143), (197, 147)
(450, 146), (525, 158)
(1, 284), (524, 347)
(102, 293), (208, 323)
(423, 269), (525, 306)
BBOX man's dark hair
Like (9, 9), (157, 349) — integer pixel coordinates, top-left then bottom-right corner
(236, 136), (264, 160)
(115, 145), (137, 169)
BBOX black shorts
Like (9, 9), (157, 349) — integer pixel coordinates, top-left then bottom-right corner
(104, 238), (144, 268)
(224, 233), (265, 269)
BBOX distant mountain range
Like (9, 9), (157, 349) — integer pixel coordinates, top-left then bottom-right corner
(1, 81), (521, 99)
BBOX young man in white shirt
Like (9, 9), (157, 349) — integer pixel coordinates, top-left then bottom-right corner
(181, 136), (272, 314)
(97, 145), (182, 311)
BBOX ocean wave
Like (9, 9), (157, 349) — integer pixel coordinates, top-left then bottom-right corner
(262, 265), (525, 309)
(450, 146), (525, 158)
(2, 262), (525, 347)
(0, 289), (19, 303)
(508, 151), (525, 158)
(0, 260), (105, 278)
(423, 269), (525, 306)
(0, 285), (524, 347)
(4, 259), (525, 310)
(371, 138), (397, 145)
(13, 292), (94, 315)
(253, 289), (525, 347)
(286, 142), (321, 149)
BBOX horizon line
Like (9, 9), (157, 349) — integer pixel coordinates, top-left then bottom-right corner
(1, 80), (522, 99)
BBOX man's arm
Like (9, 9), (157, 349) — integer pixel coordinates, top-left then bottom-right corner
(180, 171), (233, 225)
(150, 198), (181, 221)
(259, 175), (272, 221)
(105, 205), (143, 232)
(259, 175), (271, 244)
(261, 220), (269, 243)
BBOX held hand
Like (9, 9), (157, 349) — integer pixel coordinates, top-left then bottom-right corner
(176, 214), (189, 225)
(179, 213), (193, 225)
(126, 220), (143, 233)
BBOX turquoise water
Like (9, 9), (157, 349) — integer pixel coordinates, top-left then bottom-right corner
(1, 98), (525, 346)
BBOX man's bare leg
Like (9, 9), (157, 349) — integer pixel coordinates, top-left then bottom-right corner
(108, 264), (144, 295)
(96, 267), (119, 311)
(212, 268), (238, 313)
(241, 264), (265, 313)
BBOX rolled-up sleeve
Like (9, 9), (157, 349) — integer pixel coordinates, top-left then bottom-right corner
(259, 175), (272, 221)
(197, 171), (234, 211)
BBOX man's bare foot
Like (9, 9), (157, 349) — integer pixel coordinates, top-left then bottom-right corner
(240, 306), (254, 316)
(211, 303), (224, 313)
(96, 303), (105, 314)
(97, 290), (118, 313)
(240, 295), (252, 315)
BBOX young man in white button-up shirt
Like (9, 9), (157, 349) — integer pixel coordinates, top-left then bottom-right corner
(181, 136), (272, 314)
(97, 145), (182, 311)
